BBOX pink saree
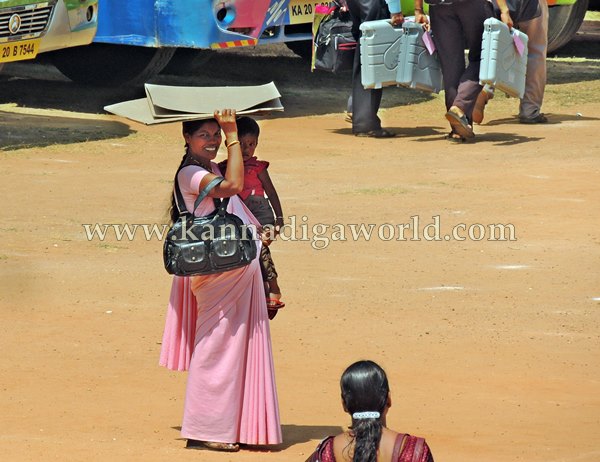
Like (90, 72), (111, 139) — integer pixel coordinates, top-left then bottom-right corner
(159, 163), (282, 445)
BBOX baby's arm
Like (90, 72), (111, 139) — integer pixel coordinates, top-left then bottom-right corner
(258, 169), (284, 228)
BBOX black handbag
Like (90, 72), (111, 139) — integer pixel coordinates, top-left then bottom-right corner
(163, 175), (257, 277)
(313, 7), (356, 74)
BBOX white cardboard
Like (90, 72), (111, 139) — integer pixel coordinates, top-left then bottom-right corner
(104, 82), (284, 125)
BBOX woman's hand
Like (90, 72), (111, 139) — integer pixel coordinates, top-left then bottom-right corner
(201, 108), (243, 198)
(214, 108), (238, 140)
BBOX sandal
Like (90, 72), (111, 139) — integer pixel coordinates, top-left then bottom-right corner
(266, 298), (285, 310)
(186, 440), (240, 452)
(445, 106), (475, 139)
(267, 295), (284, 320)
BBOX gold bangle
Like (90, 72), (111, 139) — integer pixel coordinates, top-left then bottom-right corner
(225, 140), (240, 148)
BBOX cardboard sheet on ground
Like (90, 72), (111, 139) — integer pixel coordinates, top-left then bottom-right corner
(103, 82), (283, 125)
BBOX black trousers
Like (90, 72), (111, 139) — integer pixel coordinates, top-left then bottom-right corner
(429, 0), (494, 120)
(346, 0), (389, 133)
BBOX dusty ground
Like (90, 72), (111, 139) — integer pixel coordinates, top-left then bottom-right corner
(1, 31), (599, 462)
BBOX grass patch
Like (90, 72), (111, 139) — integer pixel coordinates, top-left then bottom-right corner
(585, 11), (600, 21)
(545, 59), (600, 106)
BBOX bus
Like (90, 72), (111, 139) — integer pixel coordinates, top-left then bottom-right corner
(0, 0), (97, 65)
(35, 0), (592, 85)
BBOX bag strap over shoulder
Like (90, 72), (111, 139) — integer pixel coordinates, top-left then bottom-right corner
(193, 176), (225, 213)
(173, 167), (225, 216)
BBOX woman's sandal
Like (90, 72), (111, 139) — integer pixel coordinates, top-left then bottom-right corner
(186, 439), (240, 452)
(267, 299), (285, 320)
(266, 298), (285, 310)
(266, 294), (285, 320)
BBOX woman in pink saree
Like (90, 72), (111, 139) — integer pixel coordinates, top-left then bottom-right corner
(159, 109), (282, 452)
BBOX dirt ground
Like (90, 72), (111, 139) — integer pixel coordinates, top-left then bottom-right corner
(1, 33), (599, 462)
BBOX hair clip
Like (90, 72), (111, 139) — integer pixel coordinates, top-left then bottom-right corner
(352, 411), (380, 420)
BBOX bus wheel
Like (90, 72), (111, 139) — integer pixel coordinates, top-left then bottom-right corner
(547, 0), (589, 53)
(285, 40), (313, 61)
(50, 44), (176, 86)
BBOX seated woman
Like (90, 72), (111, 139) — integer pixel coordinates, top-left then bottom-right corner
(306, 360), (434, 462)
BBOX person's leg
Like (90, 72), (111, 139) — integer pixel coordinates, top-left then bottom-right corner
(518, 0), (548, 121)
(429, 5), (465, 112)
(345, 94), (353, 123)
(453, 0), (494, 120)
(351, 43), (383, 133)
(473, 84), (494, 124)
(430, 4), (475, 138)
(346, 0), (387, 133)
(268, 278), (282, 296)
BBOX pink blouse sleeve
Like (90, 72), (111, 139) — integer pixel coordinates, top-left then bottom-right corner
(398, 435), (434, 462)
(177, 165), (211, 214)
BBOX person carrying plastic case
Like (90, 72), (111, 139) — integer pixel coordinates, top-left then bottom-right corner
(413, 0), (513, 141)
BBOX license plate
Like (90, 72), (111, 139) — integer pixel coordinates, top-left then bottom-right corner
(288, 0), (333, 25)
(0, 39), (40, 63)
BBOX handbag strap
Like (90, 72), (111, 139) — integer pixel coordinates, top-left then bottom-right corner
(392, 433), (407, 461)
(173, 168), (225, 216)
(193, 176), (226, 214)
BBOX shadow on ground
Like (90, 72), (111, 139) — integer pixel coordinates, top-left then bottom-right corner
(169, 423), (343, 452)
(0, 44), (431, 119)
(0, 110), (133, 151)
(275, 424), (344, 451)
(0, 33), (598, 129)
(485, 113), (599, 126)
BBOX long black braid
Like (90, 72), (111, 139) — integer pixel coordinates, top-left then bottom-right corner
(340, 360), (390, 462)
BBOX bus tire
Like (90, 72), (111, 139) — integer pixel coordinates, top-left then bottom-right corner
(547, 0), (589, 53)
(285, 40), (313, 61)
(160, 48), (214, 76)
(50, 44), (176, 86)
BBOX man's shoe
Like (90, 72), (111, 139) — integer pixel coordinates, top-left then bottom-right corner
(473, 89), (493, 124)
(519, 113), (548, 124)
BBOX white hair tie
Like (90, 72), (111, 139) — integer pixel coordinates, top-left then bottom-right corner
(352, 411), (380, 420)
